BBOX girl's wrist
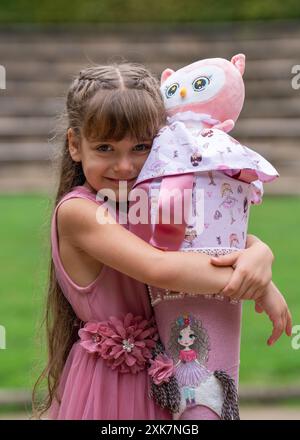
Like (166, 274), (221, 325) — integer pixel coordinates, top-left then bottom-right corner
(247, 235), (274, 263)
(256, 242), (274, 264)
(254, 281), (273, 303)
(246, 234), (259, 247)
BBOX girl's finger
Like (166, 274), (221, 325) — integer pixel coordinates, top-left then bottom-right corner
(210, 252), (239, 267)
(255, 302), (264, 313)
(236, 278), (256, 300)
(221, 269), (245, 298)
(234, 275), (259, 300)
(268, 316), (284, 346)
(236, 284), (253, 300)
(252, 287), (266, 302)
(286, 310), (293, 337)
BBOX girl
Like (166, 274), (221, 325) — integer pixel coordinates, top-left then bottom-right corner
(32, 63), (290, 420)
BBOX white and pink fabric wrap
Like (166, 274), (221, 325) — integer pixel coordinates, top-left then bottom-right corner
(130, 122), (279, 254)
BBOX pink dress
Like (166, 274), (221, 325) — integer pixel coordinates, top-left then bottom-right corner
(49, 185), (171, 420)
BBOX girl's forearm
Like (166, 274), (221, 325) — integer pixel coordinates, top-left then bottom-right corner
(152, 250), (234, 295)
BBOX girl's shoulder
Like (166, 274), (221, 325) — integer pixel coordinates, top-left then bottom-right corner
(53, 185), (105, 289)
(55, 185), (99, 223)
(55, 185), (103, 243)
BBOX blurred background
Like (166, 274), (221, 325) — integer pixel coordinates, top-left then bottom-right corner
(0, 0), (299, 419)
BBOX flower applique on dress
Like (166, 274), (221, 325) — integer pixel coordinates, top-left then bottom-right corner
(79, 313), (159, 374)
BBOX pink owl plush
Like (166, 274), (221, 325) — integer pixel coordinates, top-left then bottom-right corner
(129, 55), (279, 420)
(163, 53), (246, 134)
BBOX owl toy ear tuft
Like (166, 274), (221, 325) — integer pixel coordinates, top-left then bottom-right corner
(231, 54), (246, 76)
(161, 68), (175, 85)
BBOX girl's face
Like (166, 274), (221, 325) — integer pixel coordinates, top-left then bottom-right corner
(178, 325), (196, 348)
(68, 129), (152, 200)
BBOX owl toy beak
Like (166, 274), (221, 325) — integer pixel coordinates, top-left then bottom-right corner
(180, 87), (187, 98)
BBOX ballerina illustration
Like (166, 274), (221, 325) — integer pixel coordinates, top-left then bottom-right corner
(164, 313), (240, 419)
(229, 233), (240, 248)
(219, 182), (238, 224)
(208, 171), (216, 186)
(183, 226), (198, 247)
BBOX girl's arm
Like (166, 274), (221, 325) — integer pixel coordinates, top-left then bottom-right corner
(255, 281), (292, 346)
(58, 198), (233, 295)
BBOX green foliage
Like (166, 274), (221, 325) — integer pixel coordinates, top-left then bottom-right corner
(0, 0), (300, 23)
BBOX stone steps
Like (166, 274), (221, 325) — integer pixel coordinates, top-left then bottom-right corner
(0, 116), (299, 139)
(0, 20), (300, 42)
(2, 58), (298, 81)
(1, 97), (300, 118)
(0, 24), (299, 194)
(4, 79), (296, 99)
(0, 39), (300, 62)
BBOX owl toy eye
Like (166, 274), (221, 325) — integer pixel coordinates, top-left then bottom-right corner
(192, 76), (210, 91)
(166, 83), (179, 98)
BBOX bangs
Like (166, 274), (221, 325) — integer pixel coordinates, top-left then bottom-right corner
(82, 88), (166, 142)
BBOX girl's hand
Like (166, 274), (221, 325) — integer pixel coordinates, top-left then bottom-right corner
(210, 235), (274, 300)
(255, 281), (293, 346)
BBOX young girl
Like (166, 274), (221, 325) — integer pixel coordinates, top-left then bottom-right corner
(32, 63), (290, 420)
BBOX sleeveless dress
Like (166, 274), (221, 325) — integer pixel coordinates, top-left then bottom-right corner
(130, 123), (279, 420)
(49, 185), (171, 420)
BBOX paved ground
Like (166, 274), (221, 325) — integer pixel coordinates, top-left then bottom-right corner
(1, 406), (300, 420)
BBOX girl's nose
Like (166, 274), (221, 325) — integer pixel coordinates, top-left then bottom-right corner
(113, 157), (134, 175)
(180, 87), (187, 98)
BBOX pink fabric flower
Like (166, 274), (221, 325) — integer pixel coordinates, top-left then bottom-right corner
(148, 354), (175, 385)
(78, 321), (106, 353)
(79, 313), (158, 374)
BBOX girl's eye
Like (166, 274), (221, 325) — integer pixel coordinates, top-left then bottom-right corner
(97, 144), (113, 152)
(133, 144), (151, 152)
(166, 83), (179, 98)
(192, 76), (210, 91)
(189, 334), (195, 339)
(178, 335), (183, 340)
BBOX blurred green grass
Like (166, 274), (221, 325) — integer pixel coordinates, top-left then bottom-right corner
(241, 196), (300, 386)
(0, 0), (300, 23)
(0, 194), (52, 389)
(0, 194), (299, 389)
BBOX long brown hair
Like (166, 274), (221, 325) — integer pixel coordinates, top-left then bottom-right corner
(32, 63), (167, 418)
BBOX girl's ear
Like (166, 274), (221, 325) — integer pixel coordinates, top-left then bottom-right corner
(161, 68), (175, 85)
(67, 128), (81, 162)
(231, 54), (246, 76)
